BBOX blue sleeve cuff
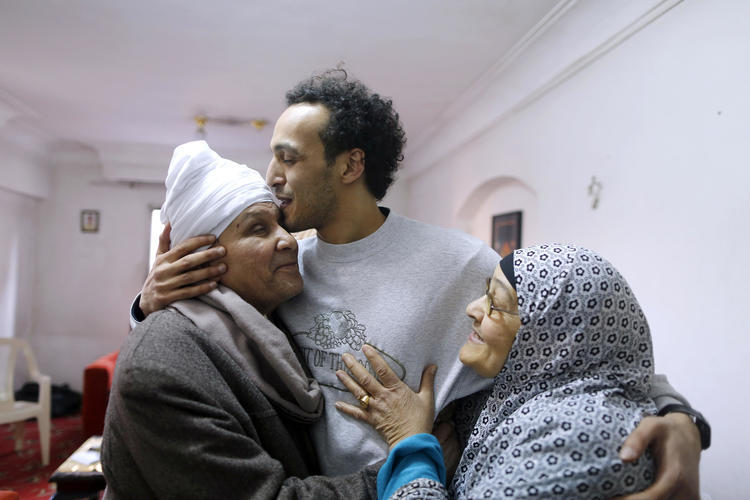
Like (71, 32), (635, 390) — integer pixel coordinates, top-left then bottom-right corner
(376, 433), (446, 500)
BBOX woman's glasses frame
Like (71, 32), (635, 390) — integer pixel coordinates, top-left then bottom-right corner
(485, 277), (519, 318)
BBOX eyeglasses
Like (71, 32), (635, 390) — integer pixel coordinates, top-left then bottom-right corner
(485, 277), (519, 318)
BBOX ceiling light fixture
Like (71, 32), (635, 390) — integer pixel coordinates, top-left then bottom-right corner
(194, 115), (207, 138)
(193, 114), (268, 138)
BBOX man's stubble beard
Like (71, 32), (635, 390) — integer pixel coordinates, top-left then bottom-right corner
(286, 167), (338, 233)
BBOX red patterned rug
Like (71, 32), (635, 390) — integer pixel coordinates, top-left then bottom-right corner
(0, 415), (85, 499)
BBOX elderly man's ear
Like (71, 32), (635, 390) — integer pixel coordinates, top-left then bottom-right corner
(340, 149), (365, 185)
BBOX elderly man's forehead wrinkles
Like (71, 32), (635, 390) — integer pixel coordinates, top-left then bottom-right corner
(236, 203), (278, 224)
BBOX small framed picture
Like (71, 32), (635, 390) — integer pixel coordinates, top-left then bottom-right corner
(80, 210), (100, 233)
(491, 211), (522, 257)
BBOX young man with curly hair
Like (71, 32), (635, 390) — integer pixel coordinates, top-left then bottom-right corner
(134, 70), (706, 497)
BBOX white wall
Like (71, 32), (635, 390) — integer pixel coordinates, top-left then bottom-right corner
(404, 0), (748, 497)
(0, 135), (47, 391)
(381, 172), (409, 214)
(0, 140), (51, 201)
(0, 188), (39, 344)
(31, 150), (164, 392)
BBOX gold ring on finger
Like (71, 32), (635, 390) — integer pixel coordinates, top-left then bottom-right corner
(358, 394), (371, 410)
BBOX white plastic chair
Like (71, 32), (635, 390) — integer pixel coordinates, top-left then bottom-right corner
(0, 338), (51, 465)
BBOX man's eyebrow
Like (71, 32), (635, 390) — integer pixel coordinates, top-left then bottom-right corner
(273, 143), (299, 155)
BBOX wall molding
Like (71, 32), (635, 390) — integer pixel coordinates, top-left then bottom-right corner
(408, 0), (578, 155)
(0, 87), (37, 127)
(453, 175), (537, 232)
(95, 142), (172, 184)
(93, 141), (270, 184)
(0, 86), (59, 156)
(404, 0), (684, 179)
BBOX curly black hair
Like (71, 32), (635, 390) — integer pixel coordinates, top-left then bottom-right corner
(285, 69), (406, 200)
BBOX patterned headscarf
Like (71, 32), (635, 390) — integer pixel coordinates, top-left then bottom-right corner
(452, 244), (656, 499)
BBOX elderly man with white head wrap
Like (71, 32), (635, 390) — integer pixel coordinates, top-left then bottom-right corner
(102, 141), (379, 499)
(161, 139), (279, 249)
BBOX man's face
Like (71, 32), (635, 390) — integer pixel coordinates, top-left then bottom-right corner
(216, 202), (303, 314)
(266, 103), (338, 233)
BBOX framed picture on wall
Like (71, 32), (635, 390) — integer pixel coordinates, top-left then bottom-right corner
(80, 209), (100, 233)
(491, 211), (522, 257)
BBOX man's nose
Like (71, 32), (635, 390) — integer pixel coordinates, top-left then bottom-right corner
(266, 160), (283, 187)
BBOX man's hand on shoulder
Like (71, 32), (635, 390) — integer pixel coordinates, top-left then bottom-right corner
(139, 223), (227, 317)
(614, 413), (701, 500)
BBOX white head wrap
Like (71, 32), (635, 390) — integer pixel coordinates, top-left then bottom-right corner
(161, 140), (278, 249)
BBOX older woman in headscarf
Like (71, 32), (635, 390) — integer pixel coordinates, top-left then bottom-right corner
(335, 244), (669, 499)
(102, 141), (378, 499)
